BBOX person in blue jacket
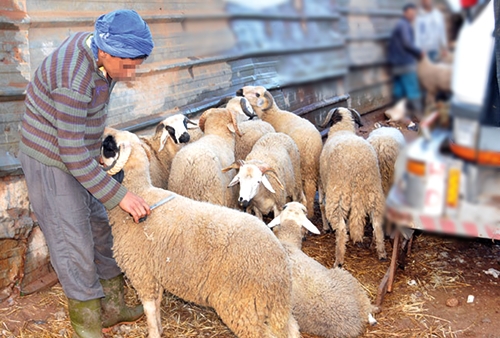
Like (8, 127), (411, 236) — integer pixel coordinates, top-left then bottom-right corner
(387, 3), (424, 120)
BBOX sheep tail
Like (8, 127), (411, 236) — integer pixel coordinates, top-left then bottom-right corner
(348, 191), (367, 244)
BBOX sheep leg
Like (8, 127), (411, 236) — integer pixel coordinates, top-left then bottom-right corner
(334, 215), (348, 268)
(318, 185), (329, 231)
(370, 210), (387, 261)
(253, 207), (263, 221)
(286, 315), (301, 338)
(303, 177), (316, 219)
(143, 299), (162, 338)
(273, 205), (282, 218)
(155, 286), (164, 335)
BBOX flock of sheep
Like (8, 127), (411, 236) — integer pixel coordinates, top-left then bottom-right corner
(100, 86), (406, 338)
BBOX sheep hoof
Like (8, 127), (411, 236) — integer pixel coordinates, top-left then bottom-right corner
(374, 122), (382, 129)
(368, 313), (378, 326)
(378, 256), (388, 262)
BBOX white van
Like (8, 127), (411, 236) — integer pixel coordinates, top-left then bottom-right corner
(386, 0), (500, 240)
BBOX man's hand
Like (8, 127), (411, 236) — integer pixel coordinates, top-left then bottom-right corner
(119, 191), (150, 223)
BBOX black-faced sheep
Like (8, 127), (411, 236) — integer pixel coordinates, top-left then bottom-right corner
(100, 127), (300, 338)
(222, 132), (305, 220)
(236, 86), (323, 219)
(319, 107), (387, 267)
(268, 202), (377, 338)
(136, 114), (197, 189)
(167, 103), (242, 208)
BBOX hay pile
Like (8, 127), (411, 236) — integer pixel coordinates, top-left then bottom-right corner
(0, 226), (491, 338)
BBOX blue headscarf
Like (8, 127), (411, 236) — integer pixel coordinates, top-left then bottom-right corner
(91, 9), (154, 59)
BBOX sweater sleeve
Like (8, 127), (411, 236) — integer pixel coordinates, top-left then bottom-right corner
(401, 22), (422, 60)
(51, 87), (127, 209)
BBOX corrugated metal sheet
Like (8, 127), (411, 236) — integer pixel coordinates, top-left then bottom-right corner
(1, 0), (348, 144)
(339, 0), (403, 113)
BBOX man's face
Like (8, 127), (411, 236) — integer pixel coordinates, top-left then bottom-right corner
(404, 8), (417, 22)
(98, 51), (144, 80)
(421, 0), (432, 9)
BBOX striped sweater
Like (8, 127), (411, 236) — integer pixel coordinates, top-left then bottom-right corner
(20, 32), (127, 210)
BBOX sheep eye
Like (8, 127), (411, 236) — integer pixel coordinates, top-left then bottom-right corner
(256, 93), (260, 97)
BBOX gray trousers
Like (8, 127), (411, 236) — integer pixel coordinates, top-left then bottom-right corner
(19, 152), (122, 301)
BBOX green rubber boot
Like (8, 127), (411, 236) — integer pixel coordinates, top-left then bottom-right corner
(67, 298), (103, 338)
(100, 274), (144, 332)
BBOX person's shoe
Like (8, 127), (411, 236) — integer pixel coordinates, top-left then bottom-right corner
(67, 298), (103, 338)
(100, 274), (144, 332)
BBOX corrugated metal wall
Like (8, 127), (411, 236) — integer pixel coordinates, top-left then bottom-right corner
(0, 0), (351, 300)
(340, 0), (403, 112)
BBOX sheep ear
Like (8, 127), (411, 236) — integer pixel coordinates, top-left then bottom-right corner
(261, 174), (276, 193)
(158, 127), (170, 152)
(349, 109), (363, 127)
(186, 119), (198, 129)
(228, 175), (240, 187)
(268, 215), (281, 229)
(302, 218), (321, 235)
(222, 160), (243, 173)
(227, 122), (236, 134)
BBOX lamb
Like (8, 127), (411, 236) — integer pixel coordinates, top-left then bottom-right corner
(167, 100), (243, 208)
(417, 54), (452, 109)
(137, 114), (197, 189)
(268, 202), (377, 338)
(236, 86), (323, 219)
(367, 126), (406, 197)
(319, 107), (387, 267)
(100, 127), (300, 338)
(222, 132), (305, 220)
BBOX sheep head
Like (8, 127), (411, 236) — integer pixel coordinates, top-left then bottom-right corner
(198, 107), (242, 137)
(226, 97), (256, 120)
(216, 96), (256, 120)
(100, 127), (149, 182)
(268, 202), (320, 242)
(236, 86), (274, 116)
(224, 160), (284, 209)
(156, 114), (197, 152)
(319, 107), (363, 132)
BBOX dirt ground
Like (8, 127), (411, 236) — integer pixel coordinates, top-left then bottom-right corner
(1, 111), (499, 338)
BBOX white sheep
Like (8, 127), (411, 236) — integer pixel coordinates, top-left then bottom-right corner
(319, 107), (387, 267)
(268, 202), (377, 338)
(222, 132), (305, 220)
(101, 127), (301, 338)
(367, 126), (406, 197)
(417, 54), (452, 109)
(235, 119), (275, 162)
(186, 96), (257, 145)
(167, 102), (242, 208)
(237, 86), (323, 219)
(137, 114), (197, 189)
